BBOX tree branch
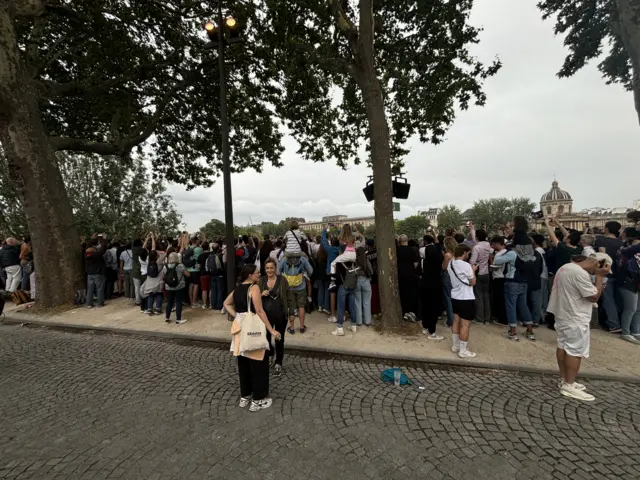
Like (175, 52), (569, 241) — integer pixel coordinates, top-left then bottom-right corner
(328, 0), (360, 58)
(13, 0), (46, 17)
(49, 66), (201, 155)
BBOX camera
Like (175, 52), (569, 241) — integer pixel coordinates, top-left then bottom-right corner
(532, 210), (544, 220)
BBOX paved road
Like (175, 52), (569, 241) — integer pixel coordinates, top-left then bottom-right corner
(0, 325), (638, 480)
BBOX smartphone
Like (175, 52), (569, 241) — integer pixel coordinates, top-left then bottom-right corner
(532, 211), (544, 220)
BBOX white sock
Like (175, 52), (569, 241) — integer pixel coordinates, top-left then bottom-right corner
(452, 334), (460, 348)
(459, 341), (468, 354)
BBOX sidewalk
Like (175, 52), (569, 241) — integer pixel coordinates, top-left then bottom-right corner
(3, 297), (639, 381)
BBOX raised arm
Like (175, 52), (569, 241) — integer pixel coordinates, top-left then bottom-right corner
(545, 217), (560, 247)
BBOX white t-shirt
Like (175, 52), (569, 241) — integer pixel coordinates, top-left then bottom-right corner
(547, 263), (597, 326)
(140, 258), (149, 276)
(283, 230), (306, 254)
(448, 259), (475, 300)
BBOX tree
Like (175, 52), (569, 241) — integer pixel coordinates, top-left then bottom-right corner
(200, 219), (227, 239)
(264, 0), (501, 327)
(437, 205), (464, 233)
(469, 197), (536, 231)
(0, 1), (284, 307)
(395, 215), (430, 240)
(538, 0), (640, 124)
(260, 222), (287, 238)
(0, 148), (182, 239)
(364, 224), (377, 238)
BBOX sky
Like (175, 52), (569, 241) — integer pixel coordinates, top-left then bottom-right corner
(168, 0), (640, 231)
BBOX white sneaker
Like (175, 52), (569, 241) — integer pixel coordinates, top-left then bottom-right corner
(557, 379), (586, 391)
(458, 350), (477, 359)
(621, 334), (640, 345)
(560, 382), (595, 402)
(328, 316), (337, 323)
(220, 308), (226, 314)
(422, 328), (429, 335)
(428, 334), (444, 341)
(350, 325), (357, 333)
(331, 327), (345, 336)
(239, 396), (251, 408)
(176, 319), (187, 325)
(451, 345), (460, 353)
(249, 398), (273, 412)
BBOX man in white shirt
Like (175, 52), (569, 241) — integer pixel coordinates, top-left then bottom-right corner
(548, 254), (609, 402)
(448, 244), (479, 359)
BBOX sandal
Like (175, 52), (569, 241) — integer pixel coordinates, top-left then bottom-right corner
(300, 325), (307, 334)
(287, 327), (295, 335)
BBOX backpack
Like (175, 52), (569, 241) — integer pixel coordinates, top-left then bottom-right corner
(147, 261), (159, 278)
(513, 245), (541, 286)
(182, 247), (195, 268)
(340, 261), (360, 290)
(165, 266), (181, 288)
(206, 253), (222, 275)
(283, 257), (304, 287)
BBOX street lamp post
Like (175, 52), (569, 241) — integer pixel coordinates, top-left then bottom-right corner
(205, 5), (242, 297)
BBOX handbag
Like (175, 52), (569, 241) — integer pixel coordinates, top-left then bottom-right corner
(262, 277), (285, 325)
(237, 285), (269, 354)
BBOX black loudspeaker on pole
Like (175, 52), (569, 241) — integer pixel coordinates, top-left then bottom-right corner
(362, 176), (411, 202)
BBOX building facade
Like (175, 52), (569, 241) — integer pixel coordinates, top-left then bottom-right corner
(532, 180), (632, 231)
(418, 208), (439, 228)
(300, 215), (376, 232)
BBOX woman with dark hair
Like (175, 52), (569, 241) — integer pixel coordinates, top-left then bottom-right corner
(354, 246), (373, 327)
(420, 235), (444, 339)
(141, 249), (164, 315)
(314, 244), (330, 314)
(258, 257), (289, 376)
(259, 240), (274, 276)
(224, 263), (281, 411)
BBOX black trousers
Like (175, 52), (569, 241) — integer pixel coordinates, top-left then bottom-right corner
(420, 282), (442, 334)
(399, 274), (418, 315)
(105, 269), (117, 298)
(491, 278), (507, 325)
(267, 315), (287, 366)
(238, 353), (270, 400)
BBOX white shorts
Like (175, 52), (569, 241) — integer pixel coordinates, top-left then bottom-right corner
(555, 320), (590, 358)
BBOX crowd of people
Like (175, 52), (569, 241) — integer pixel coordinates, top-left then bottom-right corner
(1, 214), (639, 407)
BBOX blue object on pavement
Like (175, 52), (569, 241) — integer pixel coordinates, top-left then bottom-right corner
(381, 368), (412, 385)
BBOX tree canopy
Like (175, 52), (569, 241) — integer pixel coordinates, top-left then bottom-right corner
(0, 149), (182, 239)
(469, 197), (535, 230)
(395, 215), (430, 240)
(538, 0), (640, 124)
(437, 205), (464, 233)
(200, 218), (227, 238)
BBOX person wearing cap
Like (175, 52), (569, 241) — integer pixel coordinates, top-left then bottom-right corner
(547, 252), (610, 402)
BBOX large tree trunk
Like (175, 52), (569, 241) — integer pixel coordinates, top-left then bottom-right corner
(350, 0), (403, 328)
(0, 6), (83, 308)
(358, 73), (403, 327)
(616, 0), (640, 125)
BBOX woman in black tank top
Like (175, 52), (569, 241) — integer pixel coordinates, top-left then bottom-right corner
(223, 264), (281, 412)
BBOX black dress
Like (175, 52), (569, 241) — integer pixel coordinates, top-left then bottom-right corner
(234, 283), (269, 400)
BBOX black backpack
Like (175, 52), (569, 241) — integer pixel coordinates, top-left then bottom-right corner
(147, 262), (159, 278)
(165, 266), (181, 288)
(513, 246), (541, 286)
(340, 261), (360, 290)
(182, 247), (196, 268)
(206, 253), (222, 275)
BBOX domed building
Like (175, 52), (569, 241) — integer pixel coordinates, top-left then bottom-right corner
(540, 180), (573, 216)
(532, 179), (632, 231)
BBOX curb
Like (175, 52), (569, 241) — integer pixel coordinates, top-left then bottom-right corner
(3, 314), (638, 384)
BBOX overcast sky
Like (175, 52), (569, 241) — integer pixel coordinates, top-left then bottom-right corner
(168, 0), (640, 231)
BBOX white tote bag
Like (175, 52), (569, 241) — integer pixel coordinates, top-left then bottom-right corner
(237, 286), (269, 354)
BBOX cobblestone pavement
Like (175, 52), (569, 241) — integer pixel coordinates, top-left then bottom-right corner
(1, 325), (639, 480)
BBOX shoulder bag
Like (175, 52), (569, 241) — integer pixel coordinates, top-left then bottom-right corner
(237, 285), (269, 354)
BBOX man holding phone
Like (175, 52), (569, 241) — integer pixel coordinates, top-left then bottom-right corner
(548, 253), (610, 402)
